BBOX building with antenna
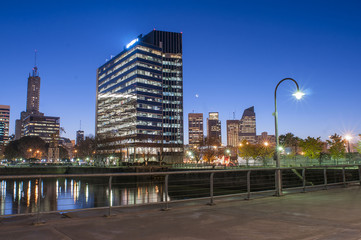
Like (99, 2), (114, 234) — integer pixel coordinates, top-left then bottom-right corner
(96, 30), (183, 163)
(15, 53), (60, 144)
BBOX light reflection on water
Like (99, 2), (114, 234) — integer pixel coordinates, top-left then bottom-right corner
(0, 178), (168, 215)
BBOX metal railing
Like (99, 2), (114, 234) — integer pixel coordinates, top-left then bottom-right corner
(0, 164), (360, 223)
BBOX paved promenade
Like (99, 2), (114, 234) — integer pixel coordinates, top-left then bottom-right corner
(1, 186), (361, 240)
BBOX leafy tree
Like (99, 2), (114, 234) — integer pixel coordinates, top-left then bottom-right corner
(357, 134), (361, 154)
(279, 132), (300, 154)
(299, 137), (323, 160)
(203, 146), (218, 163)
(238, 140), (258, 167)
(257, 143), (275, 166)
(327, 133), (346, 161)
(4, 136), (47, 160)
(76, 136), (96, 160)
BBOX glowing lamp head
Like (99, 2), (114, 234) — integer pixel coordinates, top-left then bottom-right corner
(264, 142), (269, 146)
(278, 146), (284, 151)
(345, 135), (352, 141)
(293, 90), (305, 100)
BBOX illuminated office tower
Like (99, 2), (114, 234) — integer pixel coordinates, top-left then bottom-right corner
(227, 120), (239, 147)
(76, 130), (84, 145)
(0, 105), (10, 153)
(96, 30), (183, 163)
(188, 113), (203, 146)
(239, 106), (256, 143)
(207, 112), (221, 145)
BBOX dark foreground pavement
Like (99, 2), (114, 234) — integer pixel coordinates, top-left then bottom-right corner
(1, 186), (361, 240)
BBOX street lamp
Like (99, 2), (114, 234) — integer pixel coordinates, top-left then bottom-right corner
(274, 78), (304, 196)
(345, 135), (352, 153)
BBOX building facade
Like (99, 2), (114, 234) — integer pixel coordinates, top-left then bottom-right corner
(256, 132), (276, 145)
(188, 113), (203, 146)
(207, 112), (221, 145)
(0, 105), (10, 154)
(76, 130), (84, 145)
(96, 30), (183, 163)
(15, 64), (60, 144)
(239, 106), (256, 143)
(227, 120), (239, 147)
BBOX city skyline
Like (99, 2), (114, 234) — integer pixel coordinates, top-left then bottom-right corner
(1, 1), (361, 144)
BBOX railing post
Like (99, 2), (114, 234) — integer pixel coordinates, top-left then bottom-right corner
(342, 167), (346, 187)
(162, 175), (169, 211)
(302, 168), (306, 193)
(107, 176), (112, 217)
(208, 172), (215, 205)
(323, 168), (328, 190)
(246, 170), (251, 200)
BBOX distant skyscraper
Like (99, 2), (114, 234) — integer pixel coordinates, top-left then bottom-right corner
(76, 130), (84, 145)
(188, 113), (203, 146)
(15, 60), (60, 143)
(26, 66), (40, 114)
(0, 105), (10, 153)
(96, 30), (183, 163)
(207, 112), (221, 145)
(227, 120), (239, 147)
(239, 106), (256, 143)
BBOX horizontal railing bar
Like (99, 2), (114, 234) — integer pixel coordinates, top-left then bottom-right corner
(0, 164), (360, 179)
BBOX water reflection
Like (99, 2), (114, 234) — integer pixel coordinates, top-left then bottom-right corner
(0, 178), (168, 215)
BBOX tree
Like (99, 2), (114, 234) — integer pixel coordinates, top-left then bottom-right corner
(299, 137), (323, 160)
(4, 136), (47, 160)
(238, 140), (258, 167)
(76, 136), (96, 160)
(203, 146), (218, 163)
(279, 132), (300, 154)
(257, 143), (275, 166)
(357, 134), (361, 154)
(327, 133), (346, 161)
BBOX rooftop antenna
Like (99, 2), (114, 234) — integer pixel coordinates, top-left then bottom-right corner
(33, 49), (38, 76)
(80, 120), (82, 130)
(233, 112), (235, 120)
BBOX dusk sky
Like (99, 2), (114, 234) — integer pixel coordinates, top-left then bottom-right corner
(1, 0), (360, 144)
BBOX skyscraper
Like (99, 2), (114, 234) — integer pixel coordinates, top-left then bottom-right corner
(96, 30), (183, 163)
(0, 105), (10, 154)
(188, 113), (203, 146)
(15, 60), (60, 144)
(207, 112), (221, 145)
(227, 120), (239, 147)
(239, 106), (256, 143)
(76, 130), (84, 145)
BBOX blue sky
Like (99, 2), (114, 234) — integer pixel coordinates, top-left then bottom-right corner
(1, 0), (360, 144)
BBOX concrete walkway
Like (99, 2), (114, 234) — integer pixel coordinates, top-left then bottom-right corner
(1, 186), (361, 240)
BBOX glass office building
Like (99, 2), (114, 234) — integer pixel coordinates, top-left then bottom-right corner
(96, 30), (183, 163)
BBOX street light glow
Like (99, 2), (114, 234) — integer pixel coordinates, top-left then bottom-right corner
(345, 135), (352, 141)
(263, 142), (269, 146)
(293, 90), (305, 100)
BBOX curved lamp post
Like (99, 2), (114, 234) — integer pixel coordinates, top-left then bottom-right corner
(274, 78), (304, 196)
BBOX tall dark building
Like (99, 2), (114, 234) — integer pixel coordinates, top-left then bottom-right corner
(15, 61), (60, 144)
(76, 130), (84, 145)
(96, 30), (183, 163)
(207, 112), (221, 145)
(0, 105), (10, 154)
(188, 113), (203, 146)
(239, 106), (256, 143)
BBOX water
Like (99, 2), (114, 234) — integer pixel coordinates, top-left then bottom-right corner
(0, 177), (167, 216)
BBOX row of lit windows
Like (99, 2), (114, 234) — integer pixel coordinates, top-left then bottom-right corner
(137, 103), (161, 111)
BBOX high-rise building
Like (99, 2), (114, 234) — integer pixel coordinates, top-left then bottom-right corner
(207, 112), (221, 145)
(96, 30), (183, 163)
(227, 120), (239, 147)
(15, 62), (60, 144)
(76, 130), (84, 145)
(0, 105), (10, 153)
(188, 113), (203, 146)
(239, 106), (256, 143)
